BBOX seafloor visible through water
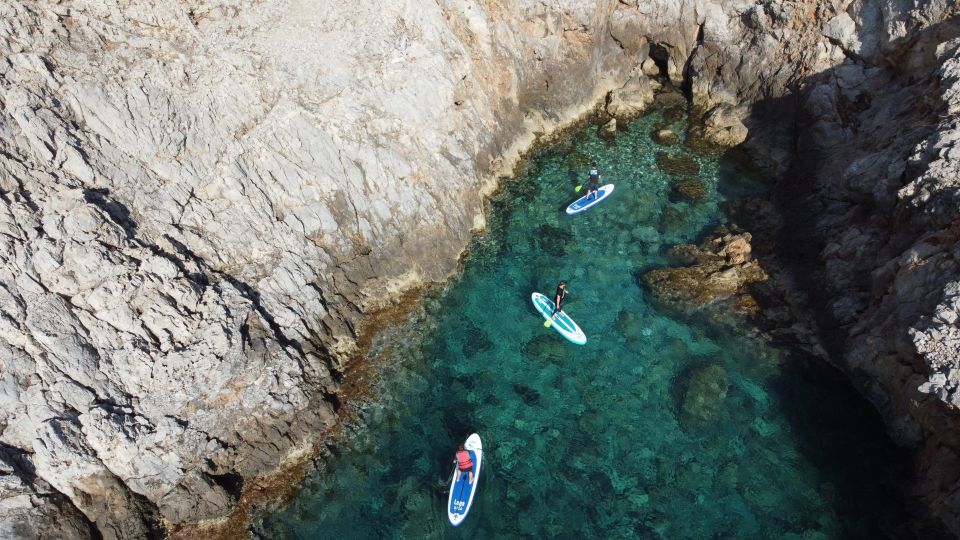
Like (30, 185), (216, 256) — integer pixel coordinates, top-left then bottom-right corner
(261, 104), (908, 539)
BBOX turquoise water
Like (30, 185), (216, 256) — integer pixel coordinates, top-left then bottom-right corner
(261, 107), (906, 538)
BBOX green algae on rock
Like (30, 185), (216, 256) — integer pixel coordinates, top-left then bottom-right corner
(679, 362), (731, 429)
(671, 178), (709, 202)
(657, 152), (701, 177)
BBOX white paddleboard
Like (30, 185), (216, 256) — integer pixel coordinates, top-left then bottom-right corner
(531, 292), (587, 345)
(447, 433), (482, 526)
(566, 184), (615, 215)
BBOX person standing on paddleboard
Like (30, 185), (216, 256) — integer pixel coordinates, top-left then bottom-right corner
(586, 162), (601, 200)
(552, 280), (568, 316)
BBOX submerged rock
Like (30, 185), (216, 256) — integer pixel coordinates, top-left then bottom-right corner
(652, 128), (680, 146)
(630, 192), (659, 222)
(657, 153), (701, 177)
(658, 204), (688, 236)
(522, 334), (567, 364)
(563, 150), (594, 171)
(462, 323), (493, 357)
(679, 363), (730, 428)
(615, 309), (646, 342)
(656, 92), (687, 122)
(670, 179), (708, 203)
(666, 243), (708, 266)
(512, 383), (542, 406)
(531, 224), (573, 257)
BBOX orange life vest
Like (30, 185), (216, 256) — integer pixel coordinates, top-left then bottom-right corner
(456, 450), (473, 471)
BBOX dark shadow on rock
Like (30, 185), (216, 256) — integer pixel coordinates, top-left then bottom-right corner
(84, 188), (137, 236)
(710, 17), (960, 538)
(766, 353), (918, 538)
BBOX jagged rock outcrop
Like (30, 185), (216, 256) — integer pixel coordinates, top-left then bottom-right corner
(0, 0), (958, 537)
(776, 25), (960, 534)
(644, 231), (768, 310)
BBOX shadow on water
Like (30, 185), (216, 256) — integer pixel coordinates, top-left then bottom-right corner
(769, 354), (911, 537)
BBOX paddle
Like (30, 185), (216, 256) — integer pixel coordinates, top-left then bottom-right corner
(574, 184), (583, 192)
(544, 312), (559, 327)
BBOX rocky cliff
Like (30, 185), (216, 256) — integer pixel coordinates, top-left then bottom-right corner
(0, 0), (639, 536)
(0, 0), (958, 538)
(778, 16), (960, 535)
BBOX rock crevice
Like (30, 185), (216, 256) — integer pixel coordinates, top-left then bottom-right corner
(1, 0), (959, 537)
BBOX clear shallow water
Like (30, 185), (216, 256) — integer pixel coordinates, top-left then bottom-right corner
(262, 107), (906, 538)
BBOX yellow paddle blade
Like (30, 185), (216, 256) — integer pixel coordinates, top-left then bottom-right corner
(574, 185), (582, 192)
(544, 317), (554, 328)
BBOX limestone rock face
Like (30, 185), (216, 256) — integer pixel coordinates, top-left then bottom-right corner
(605, 76), (658, 120)
(781, 20), (960, 535)
(0, 445), (94, 540)
(0, 0), (644, 535)
(0, 0), (958, 536)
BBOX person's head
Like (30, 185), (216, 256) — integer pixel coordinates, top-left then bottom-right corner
(458, 443), (465, 450)
(559, 280), (567, 288)
(591, 162), (597, 167)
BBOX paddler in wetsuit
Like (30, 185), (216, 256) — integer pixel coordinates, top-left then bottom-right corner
(453, 443), (474, 484)
(585, 162), (601, 200)
(552, 280), (568, 316)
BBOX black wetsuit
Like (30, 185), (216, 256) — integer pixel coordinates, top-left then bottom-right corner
(553, 284), (568, 314)
(587, 168), (600, 198)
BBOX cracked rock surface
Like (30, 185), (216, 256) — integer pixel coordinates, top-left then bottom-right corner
(0, 0), (959, 537)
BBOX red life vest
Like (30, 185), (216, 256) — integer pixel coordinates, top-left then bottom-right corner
(456, 450), (473, 471)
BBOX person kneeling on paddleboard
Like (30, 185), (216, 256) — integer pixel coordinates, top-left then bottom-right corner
(552, 280), (568, 316)
(586, 162), (601, 200)
(454, 443), (474, 484)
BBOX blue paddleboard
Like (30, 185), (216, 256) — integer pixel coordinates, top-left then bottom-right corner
(531, 292), (587, 345)
(448, 433), (483, 526)
(566, 184), (615, 215)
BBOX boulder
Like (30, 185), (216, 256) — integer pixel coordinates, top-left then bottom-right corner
(679, 363), (730, 428)
(656, 153), (701, 176)
(644, 232), (767, 310)
(700, 105), (748, 147)
(670, 179), (708, 203)
(719, 234), (752, 264)
(601, 117), (618, 136)
(531, 224), (573, 257)
(652, 128), (680, 145)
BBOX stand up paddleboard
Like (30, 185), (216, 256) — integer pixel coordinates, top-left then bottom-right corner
(566, 184), (615, 215)
(448, 433), (483, 527)
(531, 292), (587, 345)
